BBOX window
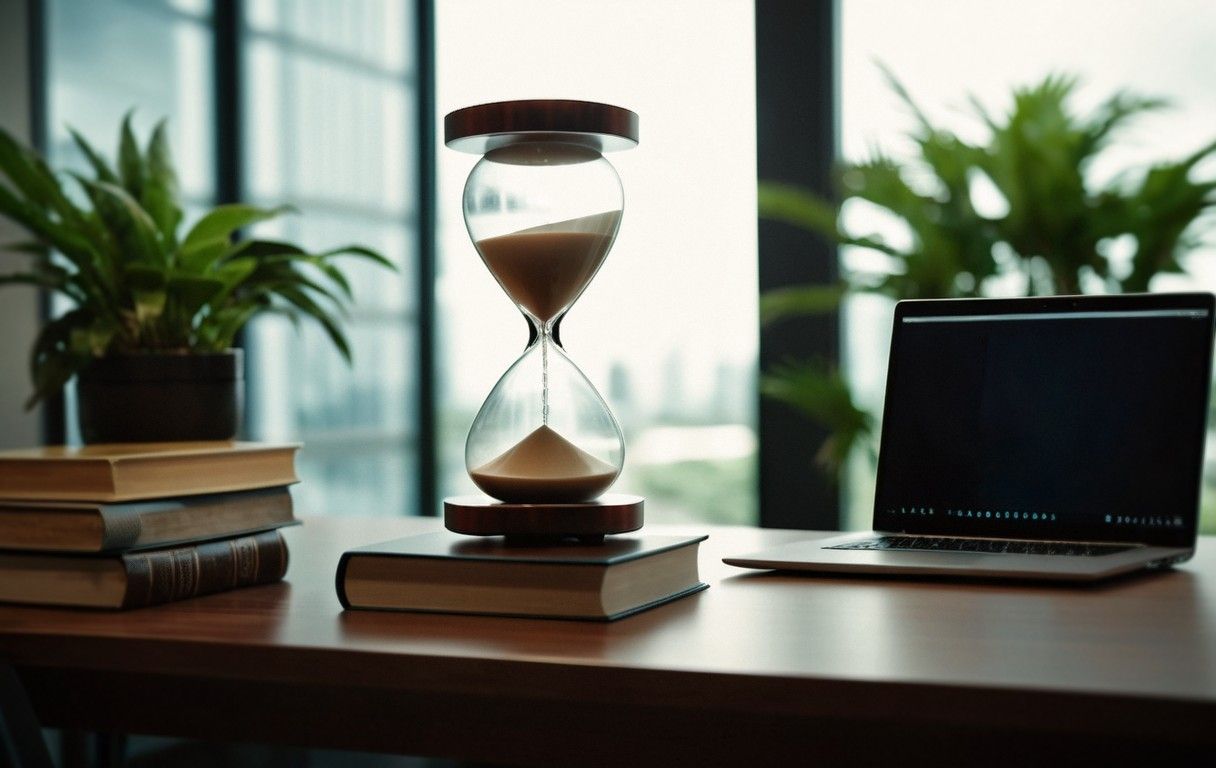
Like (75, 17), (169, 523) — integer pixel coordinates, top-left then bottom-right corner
(840, 0), (1216, 531)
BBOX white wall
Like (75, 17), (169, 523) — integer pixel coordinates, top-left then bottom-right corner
(0, 0), (44, 448)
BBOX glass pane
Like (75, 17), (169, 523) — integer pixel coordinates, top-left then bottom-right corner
(244, 38), (413, 218)
(435, 0), (759, 525)
(246, 0), (412, 75)
(840, 0), (1216, 531)
(242, 3), (419, 517)
(47, 0), (215, 200)
(293, 441), (415, 517)
(248, 318), (415, 440)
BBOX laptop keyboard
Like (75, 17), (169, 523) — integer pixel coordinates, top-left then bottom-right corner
(827, 536), (1136, 557)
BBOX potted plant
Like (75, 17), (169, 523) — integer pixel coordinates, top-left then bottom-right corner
(0, 114), (392, 442)
(758, 69), (1216, 474)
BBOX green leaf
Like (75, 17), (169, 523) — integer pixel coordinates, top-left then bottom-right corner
(73, 176), (163, 265)
(757, 182), (841, 237)
(220, 240), (391, 300)
(26, 307), (95, 409)
(0, 271), (67, 294)
(166, 273), (225, 318)
(141, 119), (182, 248)
(198, 303), (262, 350)
(0, 126), (89, 231)
(313, 260), (353, 299)
(178, 236), (230, 274)
(760, 360), (876, 472)
(26, 354), (77, 410)
(222, 238), (306, 261)
(122, 262), (167, 323)
(1, 240), (49, 257)
(118, 110), (144, 200)
(81, 318), (118, 357)
(759, 284), (846, 326)
(276, 284), (352, 362)
(205, 257), (259, 310)
(0, 182), (114, 304)
(123, 263), (167, 322)
(317, 244), (396, 271)
(122, 263), (166, 291)
(241, 255), (352, 305)
(875, 60), (936, 135)
(180, 204), (294, 254)
(69, 128), (120, 185)
(1, 261), (87, 302)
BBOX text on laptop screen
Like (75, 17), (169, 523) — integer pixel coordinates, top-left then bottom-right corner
(874, 300), (1214, 547)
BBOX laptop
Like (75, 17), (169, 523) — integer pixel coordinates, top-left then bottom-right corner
(725, 293), (1216, 581)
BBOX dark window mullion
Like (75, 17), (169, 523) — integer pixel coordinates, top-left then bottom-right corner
(415, 0), (437, 517)
(30, 0), (65, 445)
(756, 0), (840, 530)
(215, 0), (252, 438)
(214, 0), (242, 207)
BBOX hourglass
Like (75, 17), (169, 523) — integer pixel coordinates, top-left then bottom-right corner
(443, 100), (643, 540)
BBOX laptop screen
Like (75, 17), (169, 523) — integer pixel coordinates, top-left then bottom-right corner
(874, 294), (1214, 547)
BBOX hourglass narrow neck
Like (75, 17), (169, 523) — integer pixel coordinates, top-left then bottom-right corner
(525, 315), (564, 349)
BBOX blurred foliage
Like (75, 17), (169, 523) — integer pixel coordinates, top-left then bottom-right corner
(0, 113), (393, 408)
(760, 69), (1216, 476)
(634, 455), (756, 526)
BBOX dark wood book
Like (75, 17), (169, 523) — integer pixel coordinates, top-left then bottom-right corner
(336, 532), (708, 621)
(0, 486), (297, 553)
(0, 530), (289, 609)
(0, 441), (300, 502)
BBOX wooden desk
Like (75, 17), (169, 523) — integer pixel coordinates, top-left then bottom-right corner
(2, 517), (1214, 766)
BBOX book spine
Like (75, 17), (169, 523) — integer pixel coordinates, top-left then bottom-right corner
(98, 506), (144, 551)
(334, 551), (353, 609)
(120, 530), (288, 608)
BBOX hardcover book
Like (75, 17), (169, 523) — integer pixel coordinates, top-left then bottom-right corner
(0, 441), (300, 502)
(0, 529), (289, 609)
(0, 486), (297, 553)
(336, 532), (708, 621)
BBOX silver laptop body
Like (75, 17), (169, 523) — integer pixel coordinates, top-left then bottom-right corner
(726, 294), (1214, 581)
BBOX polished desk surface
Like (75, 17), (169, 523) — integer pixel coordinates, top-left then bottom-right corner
(2, 516), (1214, 765)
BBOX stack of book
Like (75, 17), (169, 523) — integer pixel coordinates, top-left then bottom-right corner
(0, 442), (300, 609)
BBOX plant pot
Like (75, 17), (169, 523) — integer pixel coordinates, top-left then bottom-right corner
(77, 350), (244, 443)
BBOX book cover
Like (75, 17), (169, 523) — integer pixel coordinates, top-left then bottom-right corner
(0, 486), (298, 553)
(0, 529), (289, 609)
(0, 441), (300, 502)
(336, 532), (708, 621)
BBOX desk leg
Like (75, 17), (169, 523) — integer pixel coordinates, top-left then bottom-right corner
(0, 663), (53, 768)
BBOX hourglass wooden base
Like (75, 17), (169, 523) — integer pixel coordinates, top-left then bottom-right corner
(444, 494), (644, 543)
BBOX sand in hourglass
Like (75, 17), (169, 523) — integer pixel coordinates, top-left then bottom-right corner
(470, 425), (619, 503)
(475, 210), (622, 323)
(469, 210), (623, 503)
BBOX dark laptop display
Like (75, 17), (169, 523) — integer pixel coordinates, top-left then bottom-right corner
(874, 294), (1215, 548)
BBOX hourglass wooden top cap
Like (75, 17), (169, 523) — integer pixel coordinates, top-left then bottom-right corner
(445, 100), (639, 154)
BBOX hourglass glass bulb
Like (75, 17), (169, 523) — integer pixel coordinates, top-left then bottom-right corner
(475, 209), (621, 328)
(445, 100), (638, 520)
(463, 145), (623, 325)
